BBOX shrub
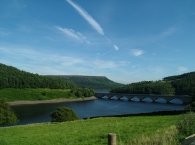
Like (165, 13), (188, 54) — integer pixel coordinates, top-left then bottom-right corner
(184, 102), (195, 111)
(42, 91), (46, 96)
(0, 99), (18, 125)
(176, 112), (195, 140)
(71, 87), (94, 98)
(50, 107), (79, 122)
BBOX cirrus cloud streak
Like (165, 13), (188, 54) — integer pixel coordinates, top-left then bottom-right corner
(66, 0), (104, 35)
(55, 26), (90, 44)
(66, 0), (119, 51)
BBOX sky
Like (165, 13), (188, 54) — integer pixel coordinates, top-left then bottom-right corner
(0, 0), (195, 84)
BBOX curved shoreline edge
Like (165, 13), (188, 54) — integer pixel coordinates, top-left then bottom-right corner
(83, 109), (186, 120)
(9, 96), (97, 106)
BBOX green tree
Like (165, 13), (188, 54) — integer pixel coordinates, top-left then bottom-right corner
(0, 99), (18, 125)
(50, 107), (79, 122)
(75, 89), (83, 98)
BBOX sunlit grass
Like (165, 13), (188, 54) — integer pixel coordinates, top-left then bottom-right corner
(0, 88), (76, 102)
(129, 125), (179, 145)
(0, 115), (180, 145)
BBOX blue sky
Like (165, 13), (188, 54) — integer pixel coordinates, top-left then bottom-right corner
(0, 0), (195, 84)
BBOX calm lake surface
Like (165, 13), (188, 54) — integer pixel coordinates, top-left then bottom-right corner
(11, 97), (186, 126)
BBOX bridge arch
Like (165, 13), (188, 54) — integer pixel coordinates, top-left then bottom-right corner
(110, 96), (118, 100)
(154, 98), (167, 103)
(169, 98), (183, 104)
(119, 96), (128, 101)
(142, 97), (153, 103)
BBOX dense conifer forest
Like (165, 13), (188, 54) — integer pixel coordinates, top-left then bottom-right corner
(0, 63), (76, 89)
(46, 75), (124, 89)
(110, 72), (195, 97)
(0, 63), (95, 100)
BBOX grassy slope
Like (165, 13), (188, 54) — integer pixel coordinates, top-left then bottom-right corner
(0, 115), (179, 145)
(0, 88), (77, 102)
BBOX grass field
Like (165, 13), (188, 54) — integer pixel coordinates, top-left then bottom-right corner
(0, 115), (180, 145)
(0, 88), (77, 102)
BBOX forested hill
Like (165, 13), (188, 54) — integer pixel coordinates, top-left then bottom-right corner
(46, 75), (124, 89)
(166, 71), (195, 96)
(163, 72), (195, 81)
(0, 63), (76, 89)
(110, 71), (195, 96)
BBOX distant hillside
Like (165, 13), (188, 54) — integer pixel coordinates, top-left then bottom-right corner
(111, 71), (195, 96)
(167, 71), (195, 96)
(46, 75), (124, 89)
(163, 72), (195, 81)
(0, 63), (76, 89)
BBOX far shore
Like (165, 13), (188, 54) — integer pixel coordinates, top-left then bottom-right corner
(9, 96), (97, 106)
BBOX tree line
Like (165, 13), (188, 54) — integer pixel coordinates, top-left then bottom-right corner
(163, 72), (195, 81)
(46, 75), (124, 89)
(0, 63), (76, 89)
(0, 63), (95, 99)
(110, 81), (175, 95)
(110, 71), (195, 97)
(170, 73), (195, 96)
(71, 87), (94, 98)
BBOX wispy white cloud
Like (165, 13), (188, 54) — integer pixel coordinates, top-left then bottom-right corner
(66, 0), (120, 51)
(0, 47), (11, 53)
(0, 45), (120, 76)
(66, 0), (104, 35)
(55, 26), (90, 44)
(104, 36), (111, 42)
(17, 25), (31, 32)
(113, 45), (119, 51)
(132, 65), (140, 68)
(177, 67), (188, 72)
(119, 26), (179, 48)
(119, 61), (130, 64)
(93, 60), (118, 69)
(161, 27), (178, 37)
(148, 66), (164, 73)
(12, 0), (26, 10)
(0, 45), (84, 71)
(131, 49), (145, 56)
(0, 29), (10, 36)
(50, 55), (84, 67)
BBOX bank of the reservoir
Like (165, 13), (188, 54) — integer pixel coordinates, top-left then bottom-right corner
(9, 96), (97, 106)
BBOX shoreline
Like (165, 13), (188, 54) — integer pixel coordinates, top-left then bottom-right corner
(9, 96), (97, 106)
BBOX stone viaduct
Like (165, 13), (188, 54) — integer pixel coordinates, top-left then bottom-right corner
(94, 93), (193, 104)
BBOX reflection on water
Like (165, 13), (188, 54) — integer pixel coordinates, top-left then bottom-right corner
(11, 98), (186, 126)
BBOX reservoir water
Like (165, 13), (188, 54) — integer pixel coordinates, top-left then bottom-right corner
(11, 98), (186, 126)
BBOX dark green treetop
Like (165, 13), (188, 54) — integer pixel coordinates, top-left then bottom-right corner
(0, 99), (18, 125)
(50, 107), (79, 122)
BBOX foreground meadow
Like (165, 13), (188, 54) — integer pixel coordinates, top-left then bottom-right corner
(0, 115), (180, 145)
